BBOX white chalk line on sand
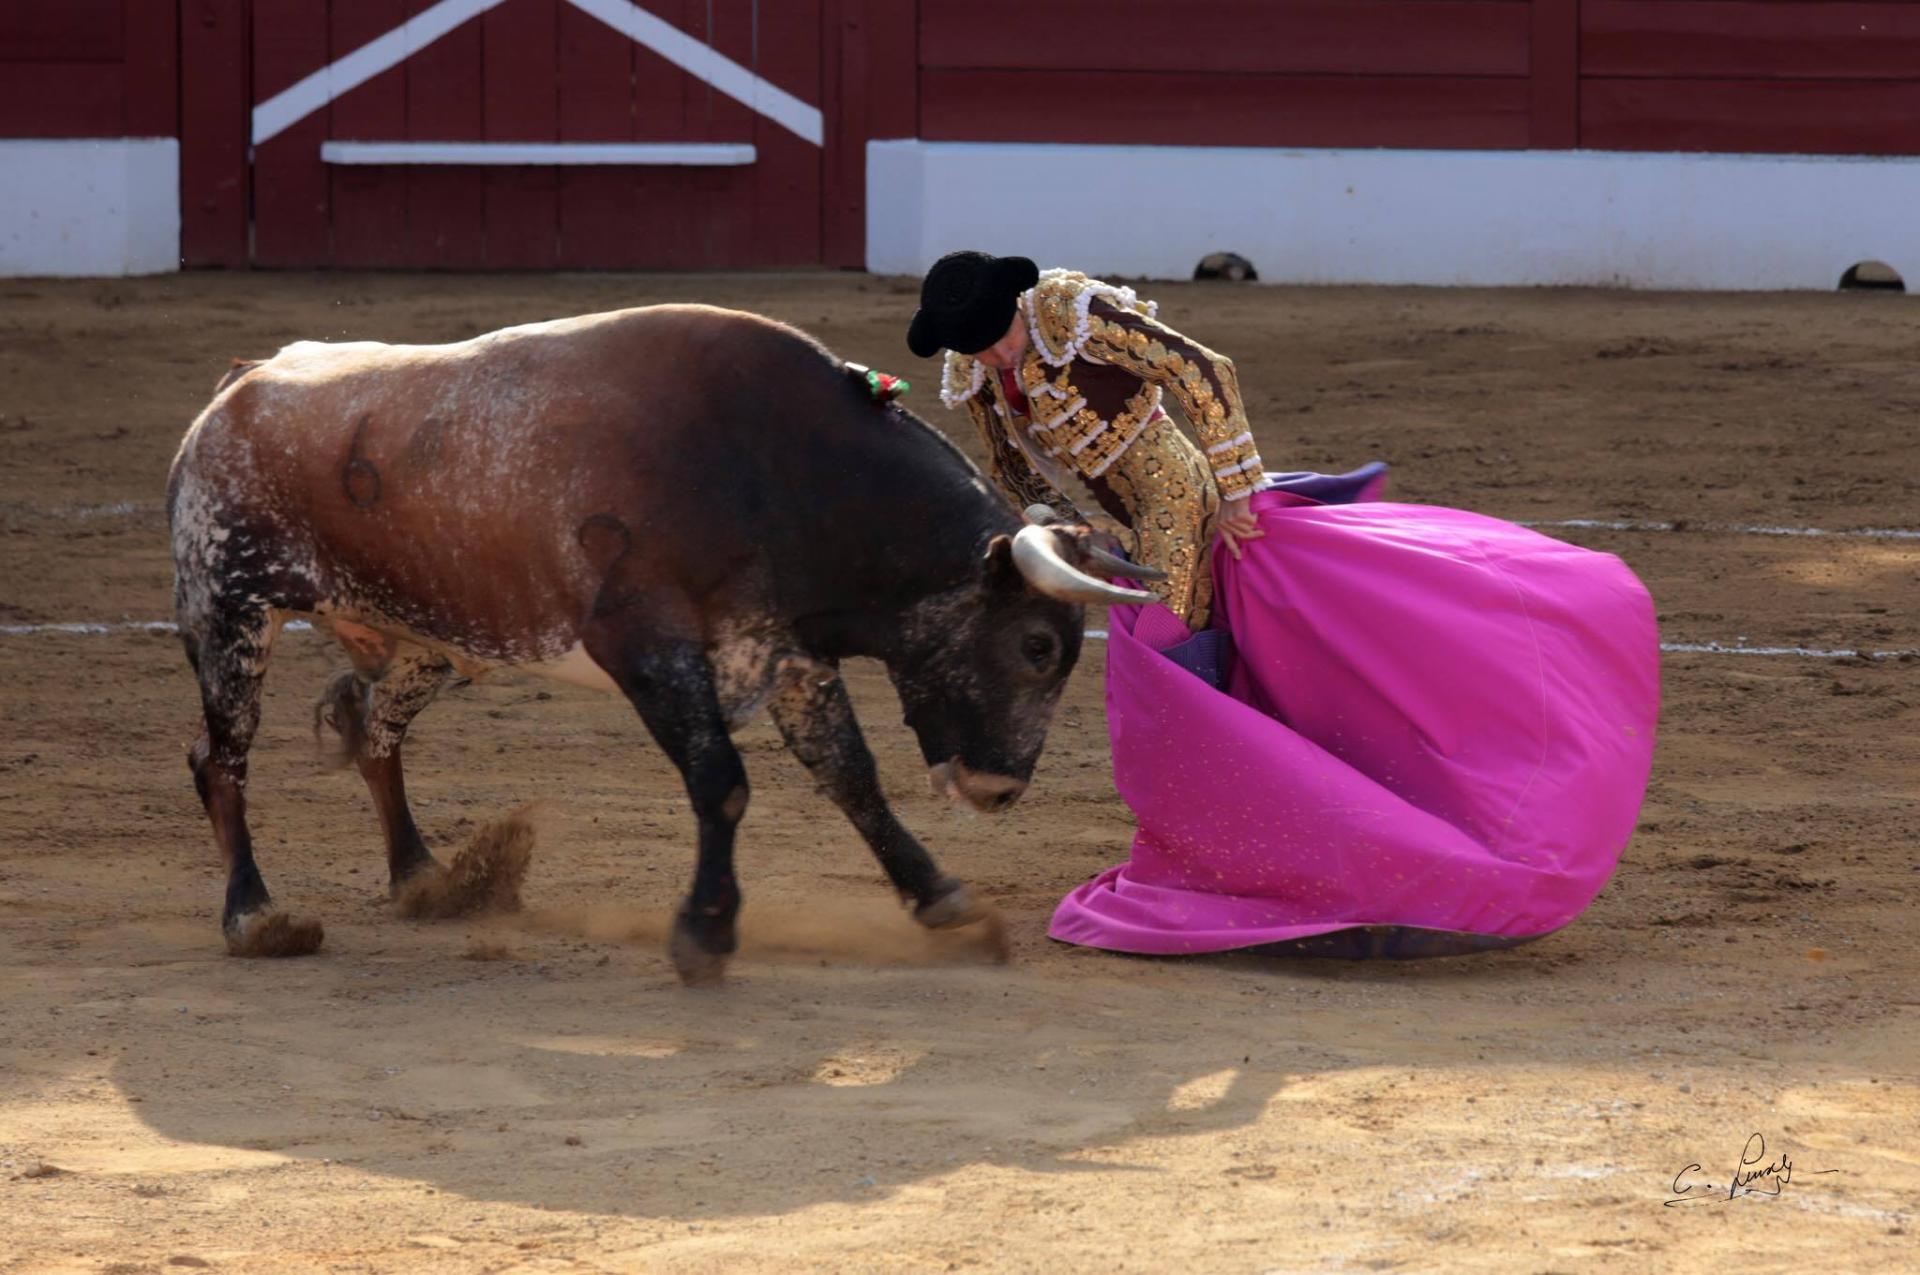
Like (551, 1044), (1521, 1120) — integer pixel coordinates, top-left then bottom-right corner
(0, 500), (161, 520)
(0, 620), (315, 636)
(1658, 641), (1912, 661)
(3, 619), (1911, 661)
(1083, 631), (1913, 661)
(1519, 517), (1920, 541)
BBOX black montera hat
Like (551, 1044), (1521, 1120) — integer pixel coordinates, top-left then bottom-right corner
(906, 251), (1040, 358)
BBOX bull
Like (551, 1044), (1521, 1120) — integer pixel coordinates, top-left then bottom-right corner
(167, 305), (1157, 983)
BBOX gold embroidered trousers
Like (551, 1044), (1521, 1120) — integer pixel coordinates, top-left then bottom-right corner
(1086, 411), (1222, 629)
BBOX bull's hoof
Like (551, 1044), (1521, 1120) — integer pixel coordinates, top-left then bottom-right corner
(389, 860), (452, 917)
(670, 911), (734, 988)
(224, 910), (325, 958)
(914, 884), (985, 929)
(387, 853), (445, 898)
(914, 885), (1012, 964)
(392, 809), (533, 919)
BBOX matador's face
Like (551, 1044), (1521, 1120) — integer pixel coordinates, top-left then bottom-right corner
(971, 312), (1030, 370)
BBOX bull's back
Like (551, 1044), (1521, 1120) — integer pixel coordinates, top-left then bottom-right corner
(175, 308), (760, 659)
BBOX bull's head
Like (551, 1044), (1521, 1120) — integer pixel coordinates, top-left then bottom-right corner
(889, 519), (1162, 812)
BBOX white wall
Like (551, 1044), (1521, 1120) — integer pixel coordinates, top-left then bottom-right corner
(868, 140), (1920, 291)
(0, 139), (180, 277)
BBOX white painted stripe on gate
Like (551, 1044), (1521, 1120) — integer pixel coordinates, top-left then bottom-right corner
(564, 0), (824, 146)
(320, 141), (757, 166)
(252, 0), (512, 147)
(251, 0), (823, 150)
(1520, 517), (1920, 541)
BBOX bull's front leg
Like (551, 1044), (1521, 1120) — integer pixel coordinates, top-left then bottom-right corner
(767, 662), (986, 931)
(588, 636), (749, 986)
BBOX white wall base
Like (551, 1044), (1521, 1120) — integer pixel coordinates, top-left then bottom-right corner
(0, 139), (180, 277)
(868, 141), (1920, 291)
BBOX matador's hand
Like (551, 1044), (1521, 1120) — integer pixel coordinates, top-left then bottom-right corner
(1215, 499), (1264, 560)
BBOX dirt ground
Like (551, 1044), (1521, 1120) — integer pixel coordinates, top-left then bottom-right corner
(1, 272), (1916, 1274)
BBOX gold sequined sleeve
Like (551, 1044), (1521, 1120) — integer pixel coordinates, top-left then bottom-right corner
(1083, 297), (1265, 502)
(963, 397), (1081, 520)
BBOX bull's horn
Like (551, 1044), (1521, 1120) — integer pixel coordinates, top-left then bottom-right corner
(1084, 544), (1168, 582)
(1010, 526), (1157, 607)
(1022, 503), (1060, 525)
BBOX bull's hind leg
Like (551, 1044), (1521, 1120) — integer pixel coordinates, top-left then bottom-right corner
(586, 633), (748, 986)
(767, 665), (985, 929)
(313, 643), (453, 892)
(314, 640), (525, 919)
(182, 605), (324, 957)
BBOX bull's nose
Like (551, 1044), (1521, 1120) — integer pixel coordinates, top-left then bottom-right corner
(937, 761), (1028, 813)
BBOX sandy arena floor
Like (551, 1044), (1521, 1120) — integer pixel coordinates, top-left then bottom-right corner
(1, 273), (1916, 1273)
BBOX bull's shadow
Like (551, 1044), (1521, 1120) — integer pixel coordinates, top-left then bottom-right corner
(97, 908), (1581, 1223)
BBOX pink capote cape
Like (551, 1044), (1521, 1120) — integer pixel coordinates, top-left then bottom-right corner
(1049, 492), (1660, 955)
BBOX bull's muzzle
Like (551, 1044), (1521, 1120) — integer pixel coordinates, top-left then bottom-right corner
(928, 760), (1028, 813)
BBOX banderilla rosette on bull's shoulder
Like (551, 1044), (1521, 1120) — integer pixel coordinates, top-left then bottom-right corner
(843, 362), (910, 404)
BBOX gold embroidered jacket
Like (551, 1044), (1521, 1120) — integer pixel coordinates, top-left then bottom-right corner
(940, 269), (1265, 512)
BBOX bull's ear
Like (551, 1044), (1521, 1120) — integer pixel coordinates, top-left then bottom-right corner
(982, 533), (1020, 588)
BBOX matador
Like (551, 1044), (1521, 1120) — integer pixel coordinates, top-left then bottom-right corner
(908, 251), (1264, 628)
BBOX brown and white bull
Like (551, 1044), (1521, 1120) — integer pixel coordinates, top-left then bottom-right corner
(168, 305), (1157, 983)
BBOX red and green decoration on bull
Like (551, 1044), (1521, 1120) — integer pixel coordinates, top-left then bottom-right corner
(845, 363), (910, 404)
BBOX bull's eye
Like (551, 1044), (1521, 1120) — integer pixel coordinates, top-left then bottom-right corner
(1020, 632), (1057, 670)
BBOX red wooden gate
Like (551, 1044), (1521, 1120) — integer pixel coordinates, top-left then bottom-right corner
(171, 1), (1920, 271)
(184, 0), (828, 268)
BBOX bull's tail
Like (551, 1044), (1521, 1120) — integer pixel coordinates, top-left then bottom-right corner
(214, 358), (265, 394)
(312, 669), (367, 771)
